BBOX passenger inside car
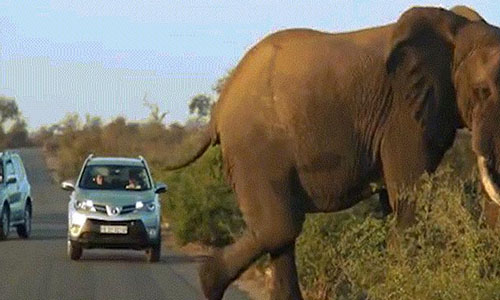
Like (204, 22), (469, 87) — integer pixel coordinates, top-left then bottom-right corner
(95, 174), (105, 186)
(125, 173), (142, 190)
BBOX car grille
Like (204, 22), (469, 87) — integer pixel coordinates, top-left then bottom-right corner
(93, 204), (136, 215)
(121, 205), (135, 214)
(94, 204), (107, 213)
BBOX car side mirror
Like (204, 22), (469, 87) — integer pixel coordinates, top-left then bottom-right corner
(6, 175), (17, 184)
(61, 179), (75, 191)
(155, 182), (167, 194)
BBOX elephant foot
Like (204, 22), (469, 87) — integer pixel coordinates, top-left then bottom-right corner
(199, 252), (230, 300)
(269, 285), (304, 300)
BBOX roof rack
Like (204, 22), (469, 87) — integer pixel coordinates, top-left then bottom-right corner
(138, 155), (152, 174)
(82, 153), (94, 166)
(1, 150), (13, 157)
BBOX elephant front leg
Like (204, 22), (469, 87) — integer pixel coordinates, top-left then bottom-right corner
(269, 244), (303, 300)
(483, 196), (500, 227)
(380, 128), (445, 229)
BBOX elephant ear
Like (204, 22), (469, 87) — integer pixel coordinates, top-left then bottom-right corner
(450, 5), (485, 22)
(385, 7), (468, 148)
(386, 7), (466, 74)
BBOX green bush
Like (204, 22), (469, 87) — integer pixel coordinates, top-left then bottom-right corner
(155, 146), (245, 247)
(296, 208), (387, 300)
(296, 166), (500, 300)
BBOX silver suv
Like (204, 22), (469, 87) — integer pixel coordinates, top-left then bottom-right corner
(0, 151), (32, 240)
(61, 155), (166, 262)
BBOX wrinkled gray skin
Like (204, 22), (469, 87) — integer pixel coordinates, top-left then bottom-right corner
(165, 6), (500, 300)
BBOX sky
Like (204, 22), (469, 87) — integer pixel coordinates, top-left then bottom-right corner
(0, 1), (499, 130)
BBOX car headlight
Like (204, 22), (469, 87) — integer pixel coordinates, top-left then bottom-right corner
(135, 201), (155, 212)
(74, 199), (96, 212)
(71, 212), (87, 227)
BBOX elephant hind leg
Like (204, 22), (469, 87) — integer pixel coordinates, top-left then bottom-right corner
(199, 230), (263, 300)
(269, 244), (303, 300)
(199, 167), (306, 300)
(378, 188), (393, 217)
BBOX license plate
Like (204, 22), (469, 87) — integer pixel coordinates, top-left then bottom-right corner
(100, 225), (128, 234)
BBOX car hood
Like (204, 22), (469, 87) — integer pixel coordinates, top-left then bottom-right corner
(75, 188), (155, 207)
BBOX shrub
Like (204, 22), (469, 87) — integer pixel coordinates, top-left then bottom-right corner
(296, 166), (500, 300)
(156, 146), (245, 247)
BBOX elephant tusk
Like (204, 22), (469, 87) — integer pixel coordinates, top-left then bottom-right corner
(478, 156), (500, 206)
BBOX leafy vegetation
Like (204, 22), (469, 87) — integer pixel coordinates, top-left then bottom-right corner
(156, 146), (244, 246)
(0, 96), (32, 149)
(296, 132), (500, 300)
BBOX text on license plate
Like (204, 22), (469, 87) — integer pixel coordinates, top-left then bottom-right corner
(100, 225), (128, 234)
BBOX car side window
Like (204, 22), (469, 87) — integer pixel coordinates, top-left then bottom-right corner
(6, 160), (15, 178)
(13, 156), (25, 180)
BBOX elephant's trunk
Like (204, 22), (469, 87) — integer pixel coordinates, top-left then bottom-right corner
(478, 155), (500, 206)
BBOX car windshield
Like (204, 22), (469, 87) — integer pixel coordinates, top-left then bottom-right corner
(79, 165), (151, 191)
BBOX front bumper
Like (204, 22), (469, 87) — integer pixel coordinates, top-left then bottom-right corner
(68, 210), (161, 250)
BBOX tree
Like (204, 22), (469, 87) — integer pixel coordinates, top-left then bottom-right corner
(60, 113), (81, 132)
(0, 96), (31, 148)
(188, 94), (213, 121)
(143, 93), (168, 124)
(213, 68), (235, 95)
(84, 114), (102, 130)
(0, 96), (20, 125)
(5, 120), (30, 148)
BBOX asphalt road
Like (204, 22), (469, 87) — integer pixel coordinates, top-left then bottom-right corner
(0, 148), (249, 300)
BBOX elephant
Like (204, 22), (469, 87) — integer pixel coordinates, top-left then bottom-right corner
(164, 5), (500, 300)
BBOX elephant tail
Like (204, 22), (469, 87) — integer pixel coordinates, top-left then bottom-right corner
(161, 123), (218, 171)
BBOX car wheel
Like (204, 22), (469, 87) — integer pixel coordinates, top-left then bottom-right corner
(146, 243), (161, 263)
(16, 204), (32, 239)
(0, 206), (10, 240)
(68, 240), (82, 260)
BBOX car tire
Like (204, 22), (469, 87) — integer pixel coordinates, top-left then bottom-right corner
(0, 205), (10, 240)
(68, 240), (82, 260)
(16, 204), (32, 239)
(146, 243), (161, 263)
